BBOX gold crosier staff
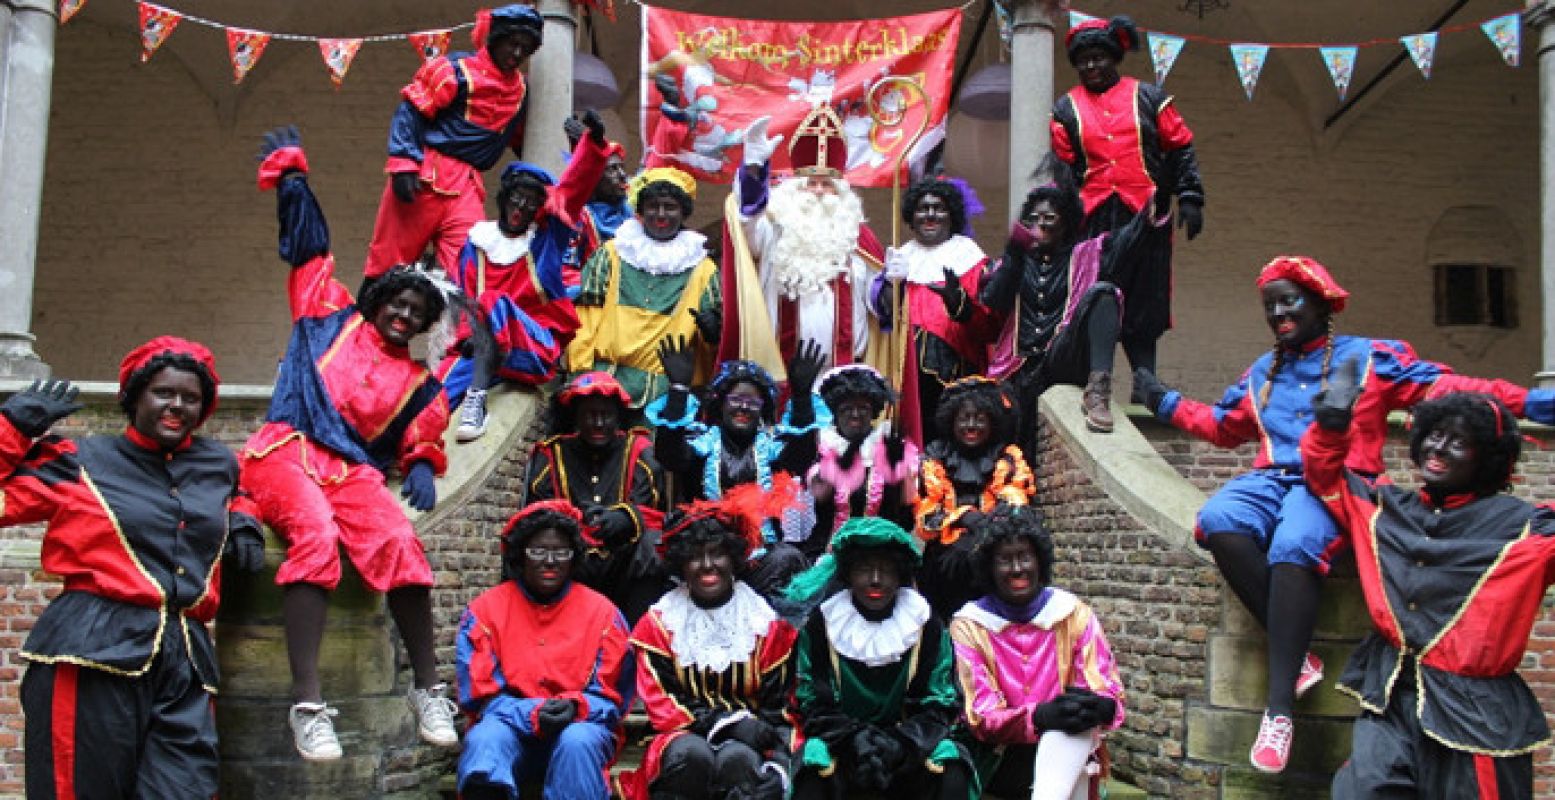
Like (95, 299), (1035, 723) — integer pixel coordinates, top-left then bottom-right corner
(863, 75), (929, 426)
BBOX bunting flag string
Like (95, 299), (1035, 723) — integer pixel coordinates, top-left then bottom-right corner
(1062, 5), (1522, 102)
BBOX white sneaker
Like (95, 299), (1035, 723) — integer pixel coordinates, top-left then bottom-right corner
(289, 702), (343, 761)
(456, 390), (488, 442)
(408, 683), (459, 747)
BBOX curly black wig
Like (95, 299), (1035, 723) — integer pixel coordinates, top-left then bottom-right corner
(635, 181), (695, 219)
(1066, 15), (1140, 65)
(358, 266), (447, 334)
(901, 178), (968, 242)
(706, 359), (779, 425)
(1408, 393), (1522, 497)
(819, 366), (895, 419)
(660, 513), (751, 580)
(970, 505), (1055, 596)
(119, 353), (218, 421)
(500, 506), (586, 579)
(499, 169), (551, 213)
(933, 378), (1020, 451)
(1020, 184), (1085, 248)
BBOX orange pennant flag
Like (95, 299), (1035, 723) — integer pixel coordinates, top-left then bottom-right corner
(226, 27), (271, 84)
(137, 3), (183, 63)
(319, 38), (363, 87)
(59, 0), (86, 23)
(407, 29), (451, 64)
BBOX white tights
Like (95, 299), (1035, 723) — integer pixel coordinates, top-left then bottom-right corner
(1029, 728), (1099, 800)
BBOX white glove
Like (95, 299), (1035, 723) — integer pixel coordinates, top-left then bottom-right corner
(883, 247), (910, 280)
(742, 116), (784, 166)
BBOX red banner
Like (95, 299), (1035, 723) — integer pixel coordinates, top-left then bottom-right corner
(640, 7), (962, 187)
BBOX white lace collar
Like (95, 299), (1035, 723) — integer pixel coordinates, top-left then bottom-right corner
(820, 587), (932, 667)
(614, 218), (708, 276)
(466, 220), (533, 266)
(894, 235), (986, 285)
(951, 588), (1079, 635)
(654, 581), (776, 673)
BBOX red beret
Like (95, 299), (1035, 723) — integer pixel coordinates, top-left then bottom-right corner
(1256, 256), (1349, 314)
(558, 371), (631, 407)
(117, 336), (221, 423)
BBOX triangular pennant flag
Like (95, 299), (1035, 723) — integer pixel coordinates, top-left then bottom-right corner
(1068, 10), (1097, 31)
(226, 28), (271, 84)
(1400, 32), (1438, 79)
(1148, 32), (1186, 85)
(137, 3), (182, 64)
(319, 38), (363, 88)
(1481, 13), (1520, 67)
(1229, 44), (1269, 101)
(59, 0), (86, 23)
(408, 29), (452, 64)
(1319, 46), (1358, 100)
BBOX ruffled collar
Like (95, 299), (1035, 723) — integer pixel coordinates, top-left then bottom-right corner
(614, 218), (707, 276)
(954, 588), (1078, 635)
(895, 235), (986, 285)
(467, 220), (533, 266)
(654, 581), (776, 672)
(821, 587), (931, 667)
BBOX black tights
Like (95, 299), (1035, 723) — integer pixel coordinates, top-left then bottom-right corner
(284, 583), (440, 703)
(792, 761), (971, 800)
(1121, 334), (1156, 375)
(1087, 292), (1120, 375)
(1205, 533), (1321, 716)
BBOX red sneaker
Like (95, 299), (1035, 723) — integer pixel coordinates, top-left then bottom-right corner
(1250, 712), (1294, 773)
(1295, 652), (1324, 700)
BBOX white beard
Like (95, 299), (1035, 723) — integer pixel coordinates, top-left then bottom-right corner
(765, 179), (865, 300)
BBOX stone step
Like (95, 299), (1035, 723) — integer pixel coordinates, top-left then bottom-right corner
(1186, 705), (1351, 777)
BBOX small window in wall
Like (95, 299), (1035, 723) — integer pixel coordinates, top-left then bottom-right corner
(1432, 263), (1516, 328)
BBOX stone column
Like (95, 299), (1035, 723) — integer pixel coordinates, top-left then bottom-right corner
(520, 0), (578, 177)
(1529, 1), (1555, 387)
(1006, 0), (1061, 223)
(0, 0), (55, 379)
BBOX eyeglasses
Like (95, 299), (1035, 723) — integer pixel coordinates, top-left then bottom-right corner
(1023, 212), (1061, 226)
(523, 548), (574, 562)
(725, 396), (765, 411)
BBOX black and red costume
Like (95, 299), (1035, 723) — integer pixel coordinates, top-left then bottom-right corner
(15, 338), (258, 799)
(1051, 51), (1202, 354)
(364, 5), (541, 279)
(1304, 422), (1554, 798)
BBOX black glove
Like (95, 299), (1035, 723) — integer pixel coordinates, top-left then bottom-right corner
(690, 306), (722, 346)
(563, 114), (585, 149)
(1177, 197), (1204, 241)
(536, 697), (577, 739)
(785, 339), (827, 398)
(657, 335), (697, 389)
(1031, 689), (1097, 734)
(1313, 356), (1363, 432)
(933, 266), (969, 319)
(593, 508), (636, 547)
(1131, 368), (1171, 415)
(1069, 687), (1117, 728)
(257, 125), (303, 178)
(580, 108), (607, 146)
(851, 727), (907, 792)
(391, 172), (420, 204)
(713, 715), (781, 753)
(1, 380), (82, 438)
(225, 514), (267, 574)
(400, 461), (437, 512)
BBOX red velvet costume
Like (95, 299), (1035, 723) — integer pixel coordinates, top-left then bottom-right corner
(364, 14), (532, 279)
(243, 148), (449, 594)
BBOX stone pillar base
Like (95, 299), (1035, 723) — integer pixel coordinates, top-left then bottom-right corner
(0, 332), (49, 380)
